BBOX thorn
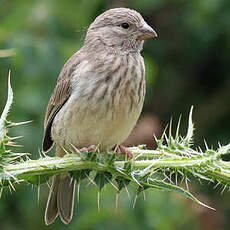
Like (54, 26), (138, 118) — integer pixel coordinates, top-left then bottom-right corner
(180, 174), (184, 184)
(8, 180), (15, 191)
(8, 135), (24, 140)
(163, 172), (173, 184)
(198, 200), (215, 211)
(85, 172), (97, 187)
(8, 69), (11, 79)
(132, 194), (137, 209)
(38, 148), (42, 158)
(124, 183), (130, 201)
(8, 120), (33, 127)
(161, 123), (169, 140)
(77, 183), (80, 202)
(114, 144), (119, 152)
(8, 184), (12, 194)
(115, 193), (119, 213)
(185, 106), (194, 144)
(68, 142), (86, 160)
(198, 146), (203, 154)
(62, 145), (71, 155)
(221, 185), (227, 195)
(4, 171), (19, 182)
(115, 167), (126, 176)
(131, 173), (142, 187)
(169, 171), (173, 183)
(5, 142), (23, 147)
(204, 139), (209, 150)
(37, 176), (40, 204)
(46, 181), (52, 190)
(153, 134), (158, 144)
(106, 178), (118, 191)
(175, 170), (178, 186)
(185, 178), (189, 191)
(134, 152), (143, 161)
(97, 192), (100, 212)
(95, 143), (100, 153)
(169, 117), (173, 140)
(176, 114), (182, 139)
(218, 142), (221, 148)
(142, 190), (146, 201)
(214, 182), (221, 190)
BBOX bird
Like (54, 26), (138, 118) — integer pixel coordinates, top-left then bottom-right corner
(42, 7), (157, 225)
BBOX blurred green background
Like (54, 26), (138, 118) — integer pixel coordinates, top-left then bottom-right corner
(0, 0), (230, 229)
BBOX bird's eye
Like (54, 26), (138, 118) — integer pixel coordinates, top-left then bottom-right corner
(121, 23), (130, 29)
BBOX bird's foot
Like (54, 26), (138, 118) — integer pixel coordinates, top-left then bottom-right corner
(116, 145), (133, 158)
(71, 145), (97, 161)
(79, 145), (97, 153)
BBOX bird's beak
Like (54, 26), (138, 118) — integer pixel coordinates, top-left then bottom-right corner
(137, 23), (157, 40)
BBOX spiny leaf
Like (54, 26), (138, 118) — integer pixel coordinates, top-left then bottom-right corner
(26, 174), (52, 185)
(71, 169), (91, 183)
(107, 152), (116, 165)
(115, 176), (131, 191)
(124, 162), (132, 171)
(168, 118), (173, 147)
(184, 106), (194, 146)
(175, 114), (182, 141)
(0, 71), (13, 140)
(94, 171), (113, 191)
(137, 184), (150, 194)
(147, 178), (215, 210)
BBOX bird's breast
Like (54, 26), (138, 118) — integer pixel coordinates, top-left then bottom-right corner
(52, 53), (146, 151)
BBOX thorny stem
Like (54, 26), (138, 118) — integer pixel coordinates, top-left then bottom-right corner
(0, 146), (229, 186)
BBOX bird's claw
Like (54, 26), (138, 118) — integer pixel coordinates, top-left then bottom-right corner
(79, 145), (97, 153)
(116, 145), (133, 158)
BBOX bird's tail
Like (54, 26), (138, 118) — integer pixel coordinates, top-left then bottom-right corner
(45, 174), (76, 225)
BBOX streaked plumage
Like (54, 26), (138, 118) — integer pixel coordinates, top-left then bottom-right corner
(43, 8), (157, 225)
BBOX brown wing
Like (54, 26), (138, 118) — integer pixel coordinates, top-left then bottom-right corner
(42, 52), (81, 152)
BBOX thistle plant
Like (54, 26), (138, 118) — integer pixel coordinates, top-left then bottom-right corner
(0, 72), (230, 210)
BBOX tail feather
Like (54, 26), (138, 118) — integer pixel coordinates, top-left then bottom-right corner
(45, 174), (76, 225)
(44, 175), (59, 225)
(58, 175), (76, 224)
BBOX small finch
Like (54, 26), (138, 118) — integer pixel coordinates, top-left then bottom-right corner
(42, 8), (157, 225)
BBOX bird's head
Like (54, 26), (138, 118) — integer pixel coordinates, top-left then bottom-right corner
(85, 8), (157, 53)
